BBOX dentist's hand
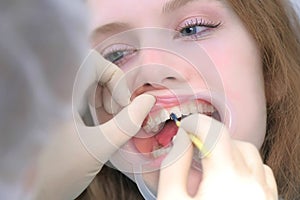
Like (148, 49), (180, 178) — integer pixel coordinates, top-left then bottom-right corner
(34, 51), (155, 200)
(157, 114), (278, 200)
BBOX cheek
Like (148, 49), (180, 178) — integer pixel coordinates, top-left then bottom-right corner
(200, 35), (267, 148)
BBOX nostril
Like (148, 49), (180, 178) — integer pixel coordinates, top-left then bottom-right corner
(165, 77), (176, 80)
(143, 83), (152, 87)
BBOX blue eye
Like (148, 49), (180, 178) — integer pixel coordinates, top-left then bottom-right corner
(102, 44), (137, 66)
(180, 26), (206, 37)
(177, 18), (221, 40)
(105, 51), (125, 63)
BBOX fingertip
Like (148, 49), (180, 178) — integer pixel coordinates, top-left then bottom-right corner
(110, 94), (155, 138)
(120, 87), (131, 106)
(132, 94), (156, 107)
(89, 49), (109, 68)
(127, 94), (156, 122)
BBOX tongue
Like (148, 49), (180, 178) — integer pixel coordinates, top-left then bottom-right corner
(155, 121), (178, 147)
(132, 121), (179, 154)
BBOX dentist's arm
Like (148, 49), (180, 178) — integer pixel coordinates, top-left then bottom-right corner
(34, 51), (155, 200)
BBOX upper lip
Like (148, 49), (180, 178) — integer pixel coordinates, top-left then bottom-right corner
(131, 89), (230, 133)
(142, 95), (218, 133)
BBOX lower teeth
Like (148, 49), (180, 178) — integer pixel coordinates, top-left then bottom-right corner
(151, 145), (171, 158)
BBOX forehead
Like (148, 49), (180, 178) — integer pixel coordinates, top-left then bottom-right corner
(88, 0), (227, 43)
(88, 0), (225, 26)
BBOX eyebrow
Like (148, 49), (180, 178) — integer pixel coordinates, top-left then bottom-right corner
(91, 0), (200, 40)
(90, 22), (130, 43)
(162, 0), (198, 13)
(92, 22), (130, 35)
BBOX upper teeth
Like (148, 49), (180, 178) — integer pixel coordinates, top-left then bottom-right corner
(143, 100), (216, 133)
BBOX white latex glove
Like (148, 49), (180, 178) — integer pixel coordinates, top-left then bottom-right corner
(157, 114), (278, 200)
(34, 51), (155, 200)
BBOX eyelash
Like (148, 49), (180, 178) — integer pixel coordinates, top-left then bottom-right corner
(102, 18), (221, 66)
(102, 45), (137, 66)
(176, 18), (221, 40)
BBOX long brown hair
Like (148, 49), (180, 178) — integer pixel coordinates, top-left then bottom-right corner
(78, 0), (300, 199)
(227, 1), (300, 199)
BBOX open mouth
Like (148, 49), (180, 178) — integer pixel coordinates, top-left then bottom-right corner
(132, 98), (221, 158)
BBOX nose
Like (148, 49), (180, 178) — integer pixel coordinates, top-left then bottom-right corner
(127, 48), (195, 93)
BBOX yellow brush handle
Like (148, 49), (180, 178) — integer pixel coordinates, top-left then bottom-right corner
(188, 133), (209, 157)
(175, 120), (181, 127)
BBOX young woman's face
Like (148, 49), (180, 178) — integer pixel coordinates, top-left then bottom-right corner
(88, 0), (267, 194)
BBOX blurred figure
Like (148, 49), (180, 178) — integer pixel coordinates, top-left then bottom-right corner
(0, 0), (88, 199)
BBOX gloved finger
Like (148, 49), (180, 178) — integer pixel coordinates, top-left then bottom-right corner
(73, 50), (130, 115)
(91, 50), (131, 107)
(263, 164), (278, 199)
(88, 84), (103, 125)
(233, 141), (265, 182)
(158, 129), (193, 194)
(88, 83), (102, 110)
(102, 86), (122, 114)
(179, 114), (234, 174)
(88, 84), (121, 124)
(76, 94), (155, 164)
(88, 84), (113, 125)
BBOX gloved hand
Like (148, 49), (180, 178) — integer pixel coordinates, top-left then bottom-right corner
(157, 114), (278, 200)
(34, 51), (155, 200)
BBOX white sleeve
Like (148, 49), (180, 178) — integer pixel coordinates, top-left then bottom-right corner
(0, 0), (88, 192)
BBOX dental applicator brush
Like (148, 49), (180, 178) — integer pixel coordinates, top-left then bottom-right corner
(170, 113), (209, 157)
